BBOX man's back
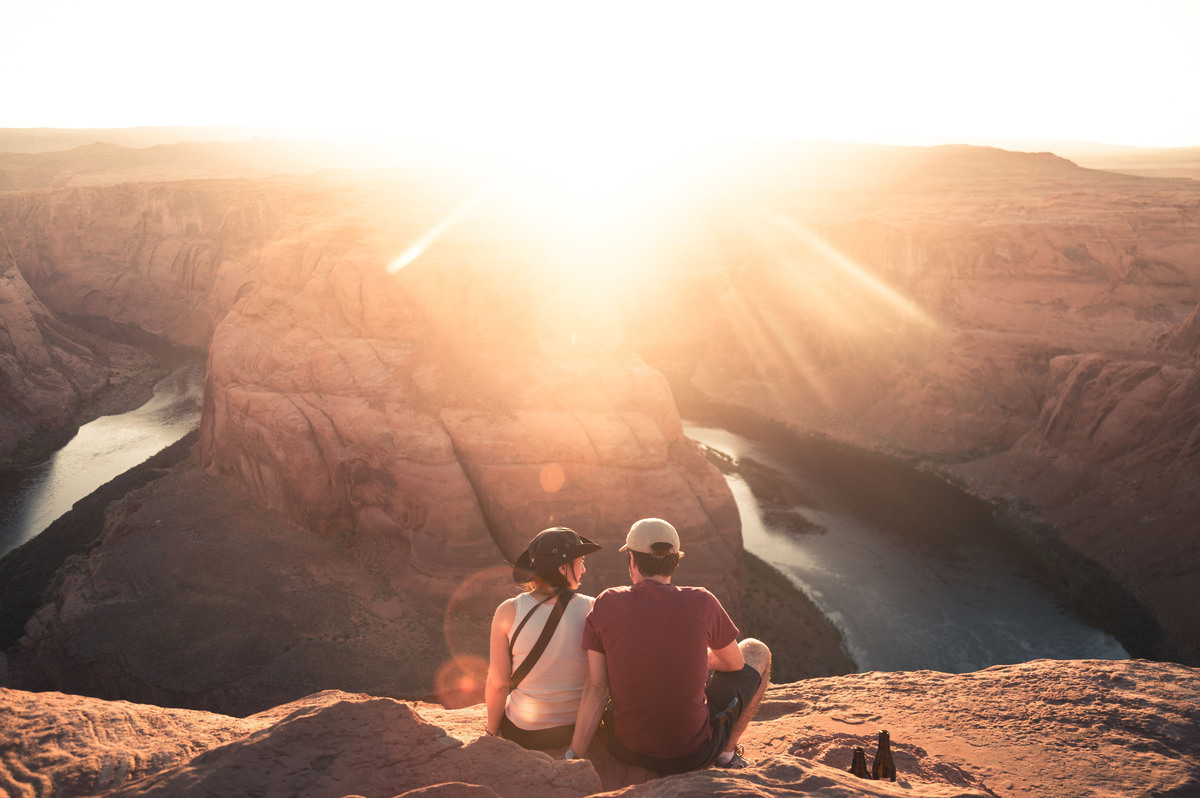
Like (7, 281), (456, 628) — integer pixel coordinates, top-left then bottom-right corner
(584, 579), (738, 758)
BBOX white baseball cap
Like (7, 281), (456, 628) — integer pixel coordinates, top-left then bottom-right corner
(620, 518), (683, 556)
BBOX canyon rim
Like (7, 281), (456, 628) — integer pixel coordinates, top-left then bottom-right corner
(1, 133), (1199, 794)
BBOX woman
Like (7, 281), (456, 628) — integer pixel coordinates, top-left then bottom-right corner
(485, 526), (601, 749)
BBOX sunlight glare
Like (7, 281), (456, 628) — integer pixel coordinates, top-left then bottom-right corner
(479, 138), (705, 292)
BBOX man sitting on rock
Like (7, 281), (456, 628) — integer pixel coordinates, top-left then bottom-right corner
(566, 518), (771, 772)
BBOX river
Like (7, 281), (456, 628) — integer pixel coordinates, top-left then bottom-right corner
(0, 360), (205, 558)
(0, 358), (1130, 673)
(682, 407), (1128, 673)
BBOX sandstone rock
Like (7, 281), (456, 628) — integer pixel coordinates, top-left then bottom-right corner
(948, 318), (1200, 664)
(3, 171), (740, 713)
(0, 244), (136, 462)
(3, 659), (1196, 797)
(679, 163), (1200, 459)
(1018, 352), (1200, 466)
(5, 448), (466, 715)
(740, 659), (1200, 797)
(645, 145), (1200, 664)
(0, 181), (278, 348)
(0, 686), (258, 796)
(105, 694), (601, 798)
(1160, 302), (1200, 355)
(198, 174), (741, 609)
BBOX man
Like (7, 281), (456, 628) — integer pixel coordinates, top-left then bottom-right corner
(566, 518), (771, 772)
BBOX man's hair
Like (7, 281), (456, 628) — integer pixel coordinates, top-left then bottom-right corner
(630, 543), (680, 577)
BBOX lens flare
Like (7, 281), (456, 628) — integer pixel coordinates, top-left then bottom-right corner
(443, 564), (512, 660)
(539, 463), (566, 493)
(434, 654), (488, 709)
(388, 183), (492, 273)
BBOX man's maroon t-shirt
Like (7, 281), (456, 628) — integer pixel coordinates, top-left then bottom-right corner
(582, 580), (739, 759)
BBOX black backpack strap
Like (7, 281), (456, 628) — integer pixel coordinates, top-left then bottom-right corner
(508, 594), (553, 660)
(509, 592), (574, 690)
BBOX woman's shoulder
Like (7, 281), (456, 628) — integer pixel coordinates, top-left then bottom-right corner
(493, 595), (520, 624)
(564, 593), (594, 623)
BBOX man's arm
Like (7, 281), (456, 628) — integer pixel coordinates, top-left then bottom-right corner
(707, 638), (746, 672)
(568, 650), (609, 757)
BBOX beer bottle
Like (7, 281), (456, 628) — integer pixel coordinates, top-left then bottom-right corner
(848, 746), (870, 778)
(871, 730), (896, 782)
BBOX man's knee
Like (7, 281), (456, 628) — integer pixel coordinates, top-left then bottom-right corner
(739, 638), (771, 678)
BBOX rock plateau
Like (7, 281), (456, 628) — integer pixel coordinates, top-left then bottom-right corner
(2, 658), (1197, 797)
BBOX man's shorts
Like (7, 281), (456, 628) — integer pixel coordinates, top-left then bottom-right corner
(607, 663), (762, 774)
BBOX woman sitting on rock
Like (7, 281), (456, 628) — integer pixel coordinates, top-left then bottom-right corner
(485, 527), (601, 749)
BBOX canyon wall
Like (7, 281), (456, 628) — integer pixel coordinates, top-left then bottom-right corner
(0, 180), (284, 348)
(0, 241), (154, 463)
(4, 141), (1200, 712)
(0, 169), (741, 712)
(634, 145), (1200, 663)
(197, 173), (741, 605)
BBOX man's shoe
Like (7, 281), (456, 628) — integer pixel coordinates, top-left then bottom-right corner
(714, 744), (753, 769)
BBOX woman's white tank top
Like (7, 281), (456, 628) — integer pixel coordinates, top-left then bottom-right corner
(505, 591), (594, 730)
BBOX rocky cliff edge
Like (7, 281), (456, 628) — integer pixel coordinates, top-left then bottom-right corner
(2, 659), (1197, 797)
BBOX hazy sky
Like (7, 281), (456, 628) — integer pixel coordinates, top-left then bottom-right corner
(5, 0), (1198, 148)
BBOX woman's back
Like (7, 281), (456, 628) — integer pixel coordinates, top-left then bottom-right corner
(506, 591), (595, 729)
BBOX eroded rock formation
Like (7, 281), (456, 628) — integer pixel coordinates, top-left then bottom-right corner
(633, 144), (1200, 664)
(0, 180), (278, 348)
(198, 173), (741, 607)
(4, 659), (1197, 797)
(4, 140), (1200, 719)
(0, 170), (740, 610)
(0, 239), (153, 463)
(1, 171), (741, 713)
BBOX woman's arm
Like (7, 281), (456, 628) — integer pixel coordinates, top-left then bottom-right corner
(485, 599), (517, 736)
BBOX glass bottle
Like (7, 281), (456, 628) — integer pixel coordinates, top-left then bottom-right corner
(848, 746), (870, 778)
(871, 729), (896, 782)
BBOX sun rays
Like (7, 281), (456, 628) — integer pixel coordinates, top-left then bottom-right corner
(388, 184), (493, 274)
(384, 147), (938, 404)
(706, 205), (939, 410)
(770, 214), (934, 329)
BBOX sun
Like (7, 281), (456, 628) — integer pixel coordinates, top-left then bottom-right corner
(384, 134), (711, 362)
(391, 134), (708, 289)
(477, 136), (709, 289)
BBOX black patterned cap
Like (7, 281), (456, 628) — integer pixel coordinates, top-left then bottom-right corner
(512, 527), (602, 583)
